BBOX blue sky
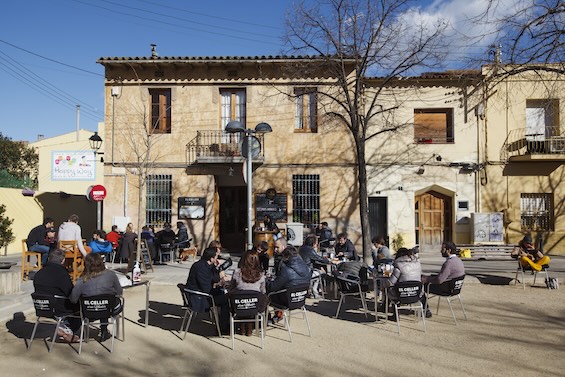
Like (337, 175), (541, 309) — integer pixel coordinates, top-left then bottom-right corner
(0, 0), (506, 143)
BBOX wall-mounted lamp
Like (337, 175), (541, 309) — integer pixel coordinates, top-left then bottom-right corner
(89, 132), (104, 162)
(416, 154), (442, 175)
(416, 167), (425, 175)
(89, 132), (103, 151)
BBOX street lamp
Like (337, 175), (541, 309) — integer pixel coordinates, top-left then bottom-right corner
(225, 120), (272, 251)
(89, 132), (103, 151)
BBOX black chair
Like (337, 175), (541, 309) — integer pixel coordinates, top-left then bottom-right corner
(28, 293), (79, 352)
(159, 243), (174, 263)
(228, 290), (265, 350)
(177, 283), (222, 339)
(390, 281), (426, 334)
(425, 275), (467, 324)
(334, 272), (370, 319)
(267, 284), (311, 342)
(78, 294), (124, 354)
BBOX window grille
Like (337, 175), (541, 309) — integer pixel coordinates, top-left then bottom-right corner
(520, 193), (553, 231)
(146, 174), (172, 227)
(292, 174), (320, 225)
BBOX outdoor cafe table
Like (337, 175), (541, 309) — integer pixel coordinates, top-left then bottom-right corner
(123, 278), (152, 328)
(372, 270), (390, 322)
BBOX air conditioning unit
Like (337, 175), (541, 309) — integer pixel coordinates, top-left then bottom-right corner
(550, 137), (565, 153)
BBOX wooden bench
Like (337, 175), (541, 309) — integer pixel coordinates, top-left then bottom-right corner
(457, 244), (515, 260)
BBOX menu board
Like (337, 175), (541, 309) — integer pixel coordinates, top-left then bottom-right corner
(255, 193), (287, 222)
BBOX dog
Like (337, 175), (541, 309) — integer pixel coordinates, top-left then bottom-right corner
(178, 246), (198, 262)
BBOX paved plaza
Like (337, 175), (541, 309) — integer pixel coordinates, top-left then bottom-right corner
(1, 252), (564, 377)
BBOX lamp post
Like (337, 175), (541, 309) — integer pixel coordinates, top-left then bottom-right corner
(89, 132), (104, 229)
(225, 121), (272, 251)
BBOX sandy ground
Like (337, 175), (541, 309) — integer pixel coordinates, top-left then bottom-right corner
(1, 281), (564, 377)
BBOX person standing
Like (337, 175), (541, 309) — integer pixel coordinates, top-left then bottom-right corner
(26, 217), (55, 265)
(186, 247), (230, 335)
(119, 222), (137, 262)
(58, 214), (90, 257)
(299, 235), (329, 298)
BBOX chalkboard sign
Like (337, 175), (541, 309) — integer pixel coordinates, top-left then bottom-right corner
(140, 240), (153, 272)
(255, 193), (287, 222)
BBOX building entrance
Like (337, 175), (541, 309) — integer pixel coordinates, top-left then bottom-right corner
(218, 186), (246, 252)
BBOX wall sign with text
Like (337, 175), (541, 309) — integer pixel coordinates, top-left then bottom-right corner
(178, 197), (206, 219)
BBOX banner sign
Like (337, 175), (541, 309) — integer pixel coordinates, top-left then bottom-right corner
(52, 151), (96, 181)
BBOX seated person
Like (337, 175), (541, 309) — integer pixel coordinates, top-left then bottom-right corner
(27, 217), (55, 266)
(382, 247), (422, 304)
(299, 235), (330, 298)
(335, 232), (359, 261)
(421, 241), (465, 318)
(273, 237), (287, 274)
(186, 247), (230, 334)
(155, 222), (176, 261)
(256, 241), (270, 273)
(229, 252), (266, 336)
(106, 225), (122, 251)
(263, 214), (282, 239)
(58, 214), (91, 257)
(141, 225), (157, 261)
(89, 230), (113, 256)
(70, 253), (123, 341)
(267, 246), (311, 323)
(335, 259), (369, 288)
(33, 248), (80, 342)
(371, 235), (393, 267)
(511, 234), (550, 271)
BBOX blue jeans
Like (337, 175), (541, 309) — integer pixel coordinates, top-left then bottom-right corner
(29, 244), (50, 265)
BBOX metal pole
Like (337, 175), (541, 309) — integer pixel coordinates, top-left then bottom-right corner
(246, 132), (253, 251)
(97, 201), (102, 230)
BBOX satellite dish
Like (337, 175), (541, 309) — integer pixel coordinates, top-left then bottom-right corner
(239, 136), (262, 159)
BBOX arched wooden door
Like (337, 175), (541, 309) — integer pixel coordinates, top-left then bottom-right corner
(415, 191), (452, 252)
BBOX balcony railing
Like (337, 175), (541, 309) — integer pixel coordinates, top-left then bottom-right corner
(186, 130), (265, 165)
(500, 126), (565, 161)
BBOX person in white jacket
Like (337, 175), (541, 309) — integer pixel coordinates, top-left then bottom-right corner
(58, 214), (91, 256)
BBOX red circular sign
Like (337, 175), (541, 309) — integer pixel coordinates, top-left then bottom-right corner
(88, 185), (107, 201)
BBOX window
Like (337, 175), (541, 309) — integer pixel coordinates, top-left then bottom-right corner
(146, 174), (172, 227)
(526, 99), (558, 142)
(292, 174), (320, 224)
(295, 88), (317, 132)
(149, 89), (171, 133)
(414, 108), (454, 143)
(520, 193), (553, 231)
(220, 89), (246, 128)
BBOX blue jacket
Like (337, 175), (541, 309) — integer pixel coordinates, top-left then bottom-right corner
(89, 239), (113, 253)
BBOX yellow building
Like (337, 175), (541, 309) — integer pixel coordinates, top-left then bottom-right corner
(481, 65), (565, 254)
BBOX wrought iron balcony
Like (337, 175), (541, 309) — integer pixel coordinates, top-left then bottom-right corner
(500, 126), (565, 162)
(186, 130), (265, 165)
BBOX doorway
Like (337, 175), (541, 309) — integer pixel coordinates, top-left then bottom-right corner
(369, 197), (388, 245)
(415, 191), (452, 252)
(218, 186), (246, 252)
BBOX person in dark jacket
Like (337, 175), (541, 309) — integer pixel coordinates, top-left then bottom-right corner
(335, 232), (359, 261)
(26, 217), (55, 265)
(119, 223), (137, 262)
(299, 235), (329, 298)
(267, 246), (311, 304)
(33, 248), (80, 340)
(156, 222), (176, 262)
(185, 247), (229, 334)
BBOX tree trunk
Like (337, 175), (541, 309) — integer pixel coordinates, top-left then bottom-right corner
(354, 131), (372, 265)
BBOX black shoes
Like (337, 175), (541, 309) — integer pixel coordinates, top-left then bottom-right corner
(100, 329), (112, 342)
(425, 310), (433, 318)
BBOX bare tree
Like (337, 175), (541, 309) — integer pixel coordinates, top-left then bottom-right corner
(483, 0), (563, 67)
(283, 0), (449, 262)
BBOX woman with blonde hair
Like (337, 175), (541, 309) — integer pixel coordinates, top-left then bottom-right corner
(70, 253), (123, 341)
